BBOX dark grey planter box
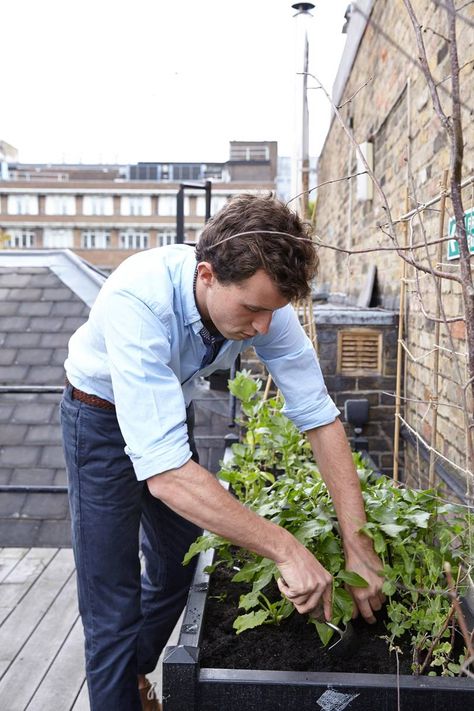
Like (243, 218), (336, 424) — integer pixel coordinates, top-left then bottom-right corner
(162, 546), (474, 710)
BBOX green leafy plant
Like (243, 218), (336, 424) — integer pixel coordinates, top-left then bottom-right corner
(185, 371), (474, 676)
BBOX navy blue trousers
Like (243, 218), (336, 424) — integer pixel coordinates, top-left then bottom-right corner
(60, 384), (201, 710)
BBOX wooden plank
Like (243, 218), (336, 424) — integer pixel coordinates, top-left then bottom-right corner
(0, 548), (57, 626)
(0, 570), (79, 710)
(0, 548), (75, 679)
(25, 615), (86, 711)
(0, 548), (29, 583)
(71, 681), (89, 711)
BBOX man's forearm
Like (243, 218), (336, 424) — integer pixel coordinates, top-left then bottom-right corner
(147, 458), (335, 618)
(306, 418), (372, 553)
(147, 459), (293, 564)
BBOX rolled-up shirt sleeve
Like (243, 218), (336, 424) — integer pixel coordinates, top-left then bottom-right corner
(103, 289), (192, 480)
(254, 305), (340, 431)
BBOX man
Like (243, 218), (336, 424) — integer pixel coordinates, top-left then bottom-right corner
(61, 193), (384, 711)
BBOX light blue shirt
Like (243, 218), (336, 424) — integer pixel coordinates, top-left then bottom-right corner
(65, 245), (339, 480)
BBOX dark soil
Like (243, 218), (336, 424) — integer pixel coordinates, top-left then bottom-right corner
(200, 565), (415, 675)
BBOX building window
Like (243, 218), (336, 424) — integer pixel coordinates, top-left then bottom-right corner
(7, 195), (39, 215)
(120, 195), (152, 216)
(211, 195), (229, 215)
(196, 195), (228, 217)
(43, 228), (74, 248)
(83, 195), (114, 215)
(45, 194), (76, 215)
(157, 230), (176, 247)
(4, 229), (36, 248)
(81, 230), (111, 249)
(157, 195), (177, 216)
(119, 230), (149, 249)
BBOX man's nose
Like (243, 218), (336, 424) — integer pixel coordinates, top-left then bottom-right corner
(252, 312), (272, 335)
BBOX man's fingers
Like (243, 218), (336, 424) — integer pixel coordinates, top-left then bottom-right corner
(277, 577), (331, 616)
(322, 584), (333, 621)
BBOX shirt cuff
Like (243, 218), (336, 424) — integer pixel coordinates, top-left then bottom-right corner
(283, 395), (340, 432)
(126, 424), (193, 480)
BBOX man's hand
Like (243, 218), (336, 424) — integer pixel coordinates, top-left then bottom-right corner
(345, 541), (385, 623)
(275, 544), (333, 620)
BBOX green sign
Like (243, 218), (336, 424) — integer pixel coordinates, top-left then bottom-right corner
(447, 207), (474, 259)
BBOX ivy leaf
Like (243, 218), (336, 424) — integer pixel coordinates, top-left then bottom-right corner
(309, 618), (335, 646)
(233, 610), (269, 634)
(182, 533), (225, 565)
(382, 580), (397, 596)
(337, 570), (369, 588)
(333, 587), (355, 620)
(228, 371), (260, 403)
(238, 590), (261, 612)
(405, 510), (431, 528)
(379, 523), (407, 537)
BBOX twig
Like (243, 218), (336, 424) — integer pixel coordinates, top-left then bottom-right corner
(336, 77), (374, 108)
(286, 171), (368, 207)
(418, 604), (456, 674)
(314, 234), (456, 254)
(444, 562), (474, 667)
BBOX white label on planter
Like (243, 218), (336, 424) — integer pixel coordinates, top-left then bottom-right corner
(316, 690), (360, 711)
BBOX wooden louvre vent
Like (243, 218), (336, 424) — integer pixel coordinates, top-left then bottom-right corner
(337, 329), (382, 374)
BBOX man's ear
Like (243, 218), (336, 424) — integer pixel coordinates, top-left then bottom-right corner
(196, 262), (215, 287)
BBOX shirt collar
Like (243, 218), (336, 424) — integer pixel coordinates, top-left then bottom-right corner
(180, 247), (215, 337)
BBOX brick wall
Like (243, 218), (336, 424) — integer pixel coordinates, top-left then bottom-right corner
(314, 0), (474, 494)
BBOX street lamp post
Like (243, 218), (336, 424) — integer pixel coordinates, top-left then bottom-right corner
(291, 2), (315, 218)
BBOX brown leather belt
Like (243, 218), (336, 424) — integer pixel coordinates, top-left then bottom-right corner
(65, 377), (116, 411)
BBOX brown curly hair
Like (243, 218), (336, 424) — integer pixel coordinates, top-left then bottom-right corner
(195, 193), (318, 301)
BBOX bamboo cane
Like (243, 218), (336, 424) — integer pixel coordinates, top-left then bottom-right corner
(393, 189), (410, 481)
(428, 169), (449, 487)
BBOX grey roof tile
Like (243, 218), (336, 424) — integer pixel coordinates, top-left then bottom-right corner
(0, 424), (28, 445)
(25, 424), (62, 445)
(0, 470), (12, 485)
(20, 493), (69, 519)
(9, 288), (43, 300)
(39, 445), (66, 469)
(12, 402), (58, 424)
(42, 287), (79, 302)
(16, 348), (54, 366)
(1, 316), (30, 331)
(0, 301), (20, 316)
(0, 348), (17, 365)
(27, 365), (65, 384)
(0, 519), (42, 547)
(12, 467), (56, 486)
(63, 316), (87, 331)
(0, 445), (41, 467)
(0, 365), (29, 383)
(0, 403), (15, 422)
(4, 332), (42, 347)
(36, 520), (71, 547)
(51, 348), (68, 365)
(28, 316), (65, 332)
(0, 492), (27, 516)
(50, 301), (89, 316)
(0, 273), (32, 288)
(53, 469), (67, 486)
(39, 332), (71, 348)
(0, 288), (11, 300)
(18, 301), (54, 316)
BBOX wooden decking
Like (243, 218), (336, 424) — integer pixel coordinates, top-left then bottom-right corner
(0, 548), (168, 711)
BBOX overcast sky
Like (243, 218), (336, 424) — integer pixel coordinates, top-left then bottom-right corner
(3, 0), (348, 164)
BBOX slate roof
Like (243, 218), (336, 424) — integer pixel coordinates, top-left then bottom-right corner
(0, 250), (105, 546)
(0, 249), (232, 547)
